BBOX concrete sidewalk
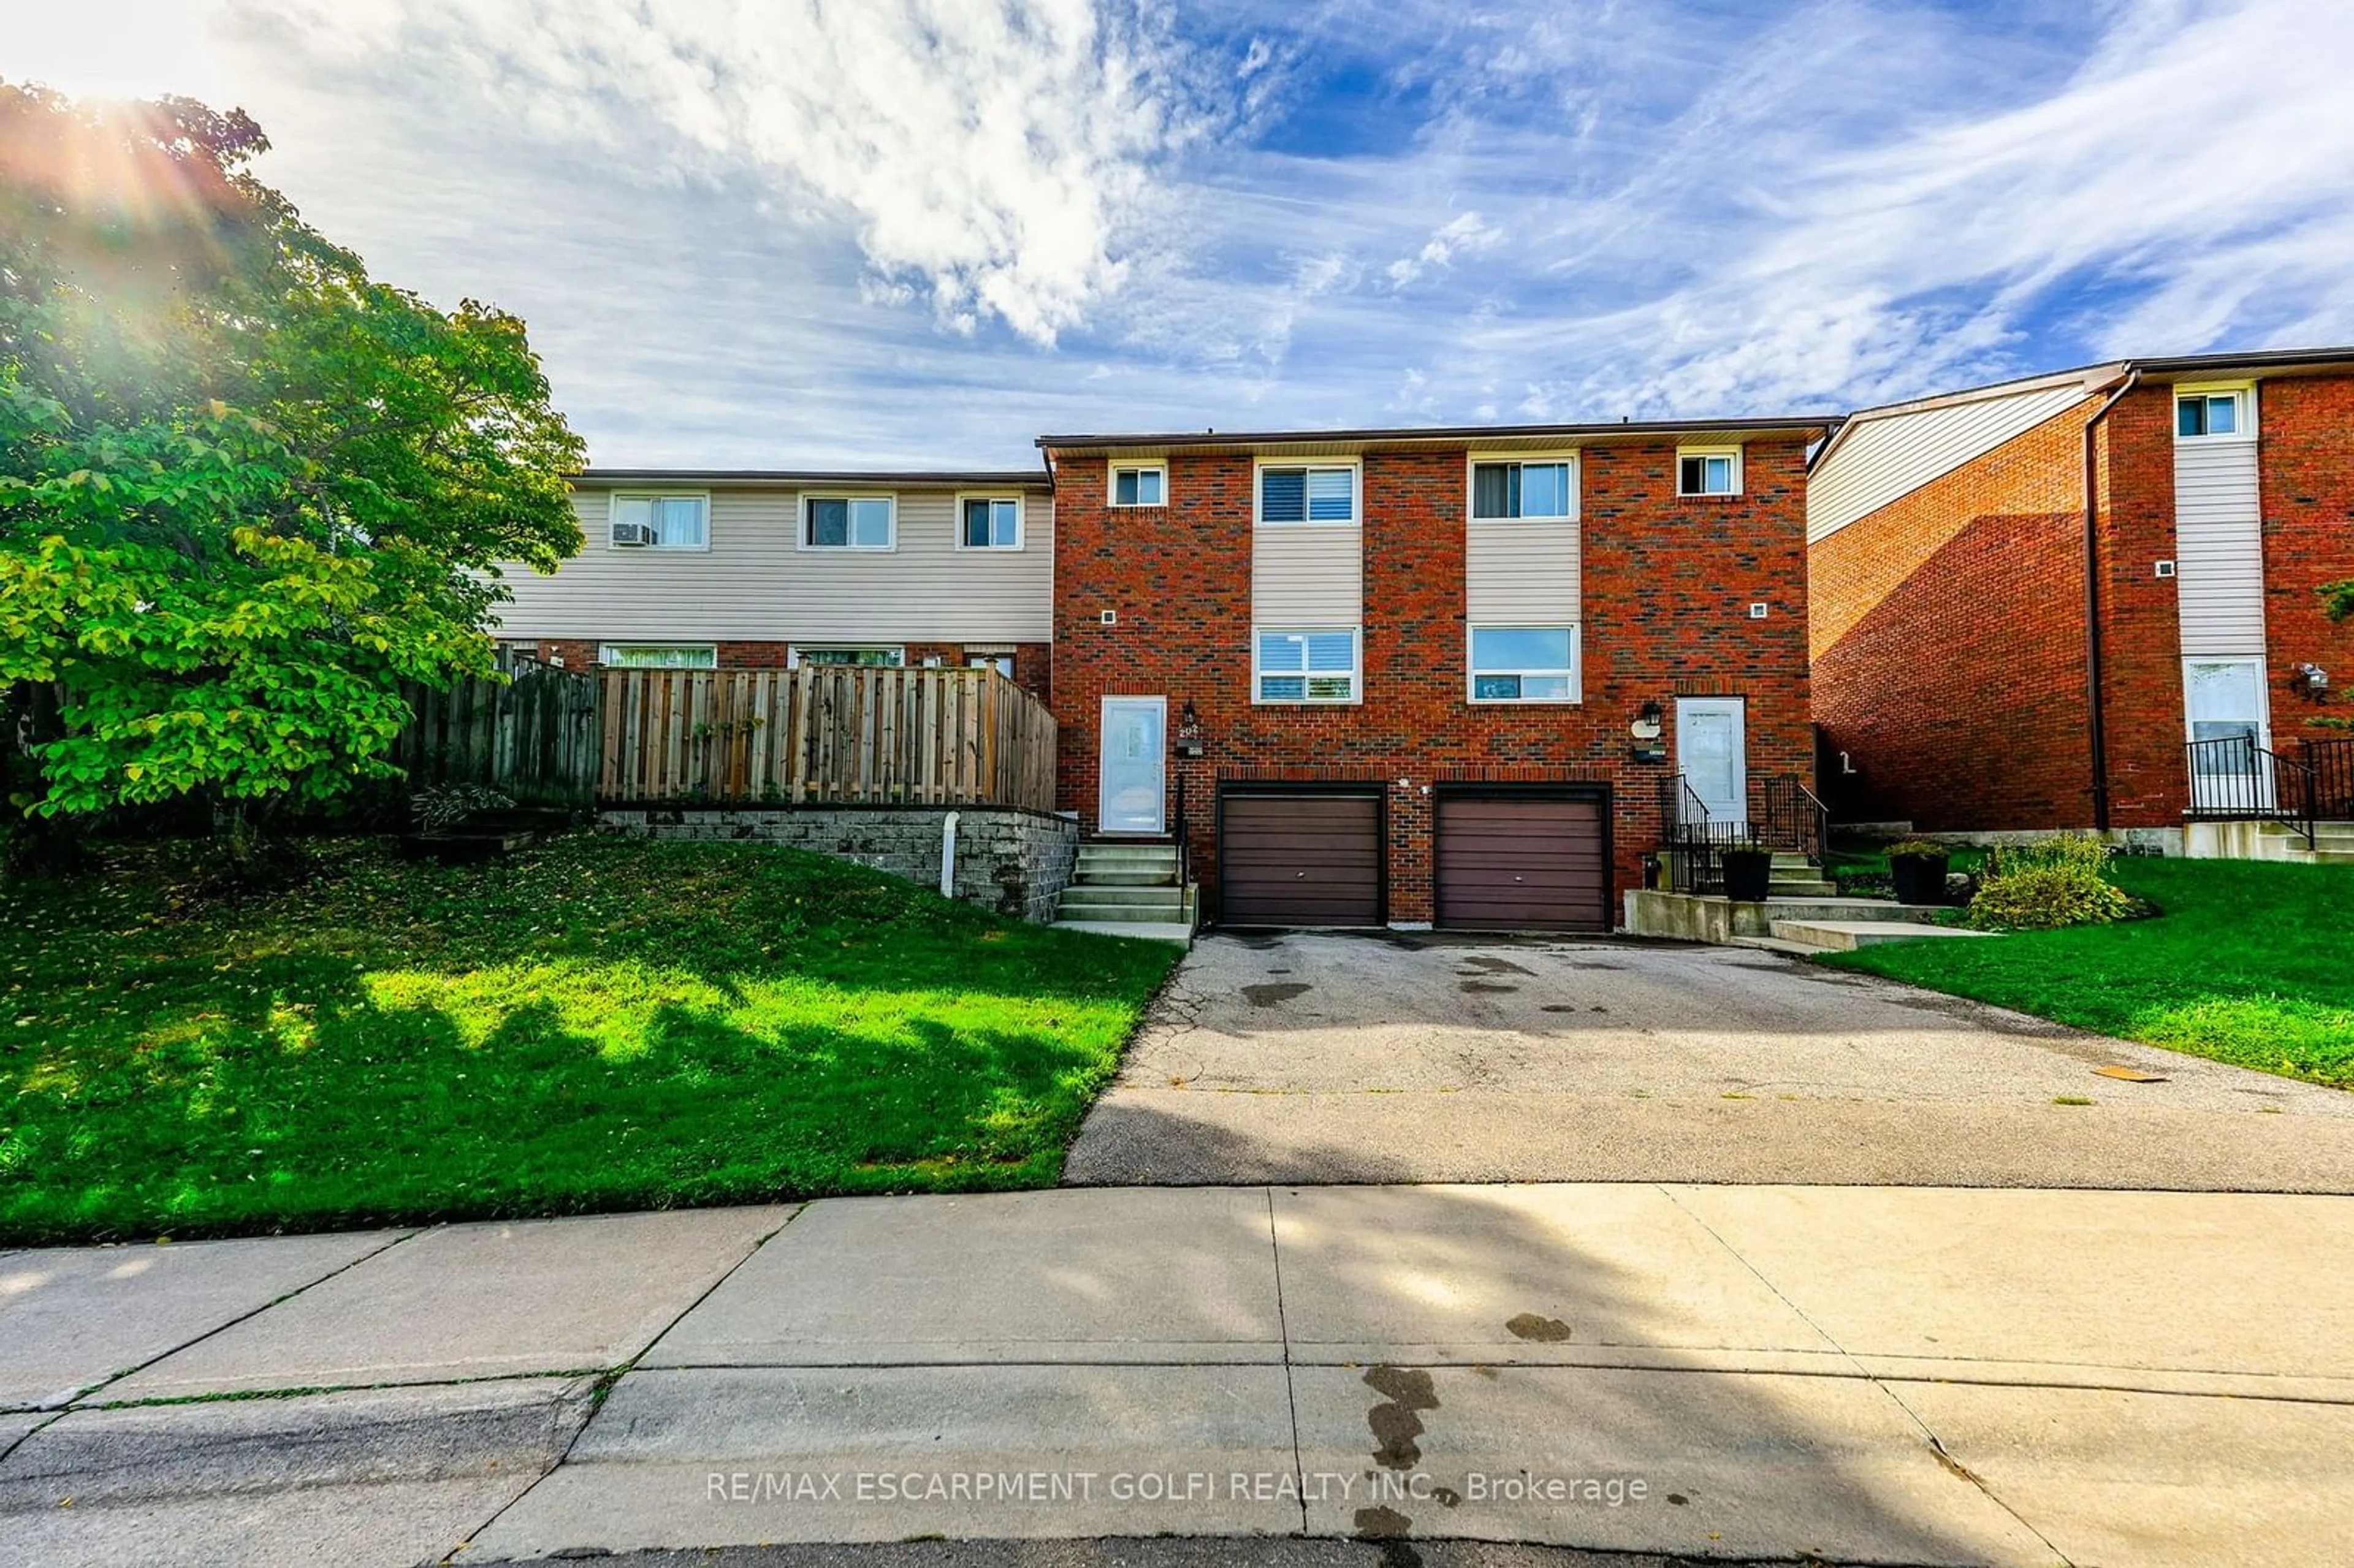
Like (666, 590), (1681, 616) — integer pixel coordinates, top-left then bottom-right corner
(4, 1186), (2352, 1566)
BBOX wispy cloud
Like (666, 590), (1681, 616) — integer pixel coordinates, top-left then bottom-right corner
(10, 0), (2354, 463)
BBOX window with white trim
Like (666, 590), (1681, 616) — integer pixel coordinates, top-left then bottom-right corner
(601, 644), (717, 669)
(2176, 387), (2252, 440)
(1110, 463), (1166, 507)
(611, 493), (708, 549)
(1470, 460), (1574, 519)
(960, 496), (1022, 549)
(1468, 627), (1579, 702)
(967, 653), (1015, 678)
(804, 495), (894, 549)
(1255, 628), (1360, 703)
(791, 646), (904, 668)
(1257, 464), (1357, 524)
(1676, 447), (1742, 497)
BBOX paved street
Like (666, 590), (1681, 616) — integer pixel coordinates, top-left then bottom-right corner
(5, 1186), (2353, 1566)
(1066, 932), (2354, 1189)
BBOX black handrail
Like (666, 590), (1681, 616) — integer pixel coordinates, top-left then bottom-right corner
(1761, 775), (1829, 863)
(1171, 772), (1192, 897)
(2304, 736), (2354, 821)
(2185, 735), (2316, 847)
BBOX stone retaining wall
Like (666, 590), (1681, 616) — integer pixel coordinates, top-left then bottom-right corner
(598, 807), (1078, 923)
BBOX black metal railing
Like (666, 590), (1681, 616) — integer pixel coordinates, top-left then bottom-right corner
(1657, 772), (1830, 894)
(1762, 775), (1829, 864)
(1171, 772), (1193, 897)
(2304, 736), (2354, 821)
(2184, 735), (2317, 847)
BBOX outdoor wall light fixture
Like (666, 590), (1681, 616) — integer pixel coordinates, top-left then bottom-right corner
(2291, 663), (2331, 701)
(1629, 699), (1667, 764)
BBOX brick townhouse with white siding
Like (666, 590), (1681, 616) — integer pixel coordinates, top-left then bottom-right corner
(493, 413), (1839, 930)
(1808, 347), (2354, 858)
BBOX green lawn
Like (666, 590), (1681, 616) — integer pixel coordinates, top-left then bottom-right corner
(0, 835), (1179, 1244)
(1824, 857), (2354, 1087)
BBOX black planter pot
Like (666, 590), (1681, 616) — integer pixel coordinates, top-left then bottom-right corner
(1890, 853), (1951, 905)
(1720, 848), (1773, 902)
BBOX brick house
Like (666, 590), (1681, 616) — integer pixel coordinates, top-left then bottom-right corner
(490, 468), (1056, 705)
(1040, 418), (1834, 929)
(1808, 348), (2354, 851)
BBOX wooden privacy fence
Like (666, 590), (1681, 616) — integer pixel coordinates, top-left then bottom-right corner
(598, 666), (1058, 811)
(394, 664), (601, 807)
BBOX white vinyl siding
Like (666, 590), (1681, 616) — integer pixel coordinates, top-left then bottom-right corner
(492, 487), (1054, 644)
(2174, 435), (2267, 658)
(1252, 523), (1362, 626)
(1808, 382), (2093, 543)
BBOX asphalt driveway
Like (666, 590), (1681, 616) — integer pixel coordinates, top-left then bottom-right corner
(1064, 932), (2354, 1190)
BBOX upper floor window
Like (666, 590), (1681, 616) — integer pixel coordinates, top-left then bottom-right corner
(791, 646), (904, 668)
(610, 493), (708, 549)
(961, 496), (1023, 549)
(1258, 464), (1357, 524)
(1470, 459), (1575, 520)
(2177, 387), (2252, 441)
(805, 495), (894, 549)
(1255, 628), (1360, 703)
(1468, 627), (1579, 703)
(601, 644), (717, 669)
(1111, 463), (1166, 507)
(1677, 447), (1742, 497)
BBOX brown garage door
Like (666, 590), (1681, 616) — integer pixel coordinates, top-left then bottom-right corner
(1435, 794), (1609, 932)
(1219, 793), (1382, 927)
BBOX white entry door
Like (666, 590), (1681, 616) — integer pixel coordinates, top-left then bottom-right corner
(1676, 697), (1748, 832)
(2185, 658), (2272, 811)
(1099, 696), (1167, 834)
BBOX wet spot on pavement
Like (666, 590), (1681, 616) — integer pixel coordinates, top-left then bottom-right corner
(1243, 983), (1312, 1007)
(1353, 1505), (1415, 1542)
(1364, 1364), (1439, 1470)
(1457, 954), (1535, 976)
(1541, 1003), (1579, 1013)
(1506, 1311), (1573, 1342)
(1458, 980), (1518, 994)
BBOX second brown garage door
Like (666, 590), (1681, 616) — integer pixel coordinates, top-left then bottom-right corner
(1219, 792), (1383, 927)
(1435, 792), (1610, 932)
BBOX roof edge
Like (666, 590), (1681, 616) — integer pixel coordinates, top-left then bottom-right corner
(573, 468), (1052, 487)
(1035, 414), (1842, 451)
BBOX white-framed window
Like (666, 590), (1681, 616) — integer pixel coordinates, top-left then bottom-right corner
(1468, 455), (1577, 520)
(803, 494), (896, 550)
(600, 643), (717, 669)
(2176, 382), (2255, 442)
(967, 653), (1015, 678)
(1676, 446), (1743, 497)
(1255, 461), (1359, 525)
(1468, 626), (1580, 703)
(788, 646), (905, 668)
(956, 494), (1023, 550)
(1255, 628), (1360, 704)
(1109, 462), (1167, 508)
(609, 493), (709, 549)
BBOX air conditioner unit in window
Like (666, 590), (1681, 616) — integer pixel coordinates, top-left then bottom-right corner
(611, 521), (657, 547)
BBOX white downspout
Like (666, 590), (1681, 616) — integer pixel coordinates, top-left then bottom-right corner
(940, 812), (960, 898)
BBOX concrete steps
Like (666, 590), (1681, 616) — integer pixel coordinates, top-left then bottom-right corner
(1769, 919), (1997, 953)
(2244, 820), (2354, 866)
(1055, 840), (1196, 938)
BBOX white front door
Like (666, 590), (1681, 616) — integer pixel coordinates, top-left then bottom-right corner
(2185, 658), (2272, 811)
(1676, 697), (1748, 832)
(1099, 696), (1167, 834)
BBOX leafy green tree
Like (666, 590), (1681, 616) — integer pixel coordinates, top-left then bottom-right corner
(0, 83), (584, 869)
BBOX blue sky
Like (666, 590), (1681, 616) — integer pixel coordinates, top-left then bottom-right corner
(12, 1), (2354, 468)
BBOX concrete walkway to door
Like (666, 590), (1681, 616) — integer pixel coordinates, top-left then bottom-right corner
(1063, 931), (2354, 1190)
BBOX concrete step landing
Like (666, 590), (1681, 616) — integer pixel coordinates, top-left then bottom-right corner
(1770, 918), (1997, 952)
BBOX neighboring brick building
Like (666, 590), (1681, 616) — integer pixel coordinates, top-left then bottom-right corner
(1040, 419), (1832, 929)
(1808, 348), (2354, 843)
(490, 470), (1056, 706)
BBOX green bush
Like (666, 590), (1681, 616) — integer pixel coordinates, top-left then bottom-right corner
(1967, 836), (2133, 931)
(1883, 839), (1952, 859)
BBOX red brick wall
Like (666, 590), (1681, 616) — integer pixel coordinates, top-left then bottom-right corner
(505, 637), (1051, 704)
(2092, 387), (2192, 827)
(2259, 376), (2354, 746)
(1049, 440), (1816, 923)
(1808, 405), (2097, 829)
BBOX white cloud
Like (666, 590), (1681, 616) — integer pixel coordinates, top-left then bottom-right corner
(233, 0), (1216, 345)
(1385, 211), (1501, 289)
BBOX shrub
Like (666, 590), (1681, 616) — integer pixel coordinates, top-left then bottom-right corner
(1884, 839), (1952, 859)
(1967, 835), (2133, 931)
